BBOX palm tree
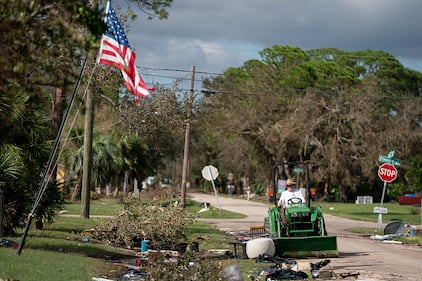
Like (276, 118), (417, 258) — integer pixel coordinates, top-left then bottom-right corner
(66, 129), (158, 200)
(0, 92), (64, 233)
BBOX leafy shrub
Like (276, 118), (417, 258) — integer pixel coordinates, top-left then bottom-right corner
(92, 202), (196, 249)
(251, 182), (265, 196)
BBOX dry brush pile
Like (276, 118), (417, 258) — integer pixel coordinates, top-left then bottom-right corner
(91, 201), (196, 249)
(91, 200), (227, 280)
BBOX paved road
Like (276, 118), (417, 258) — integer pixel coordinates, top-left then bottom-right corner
(188, 192), (382, 232)
(190, 192), (270, 232)
(188, 192), (422, 281)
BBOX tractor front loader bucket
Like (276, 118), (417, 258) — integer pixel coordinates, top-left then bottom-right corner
(273, 236), (338, 258)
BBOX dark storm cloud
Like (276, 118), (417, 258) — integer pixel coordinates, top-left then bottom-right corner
(118, 0), (422, 85)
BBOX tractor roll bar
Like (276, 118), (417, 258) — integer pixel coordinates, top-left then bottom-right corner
(272, 161), (311, 208)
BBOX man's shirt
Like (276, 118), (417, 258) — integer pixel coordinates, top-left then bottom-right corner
(278, 189), (305, 207)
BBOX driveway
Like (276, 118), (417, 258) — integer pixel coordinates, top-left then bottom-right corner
(188, 192), (422, 281)
(189, 192), (270, 232)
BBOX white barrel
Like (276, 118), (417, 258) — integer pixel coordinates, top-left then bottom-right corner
(246, 238), (275, 259)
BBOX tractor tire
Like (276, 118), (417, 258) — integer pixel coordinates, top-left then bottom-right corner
(315, 217), (328, 236)
(264, 217), (270, 234)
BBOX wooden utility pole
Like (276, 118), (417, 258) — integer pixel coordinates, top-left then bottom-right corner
(180, 65), (195, 208)
(81, 88), (94, 218)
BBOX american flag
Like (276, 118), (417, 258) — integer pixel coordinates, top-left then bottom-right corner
(98, 1), (152, 101)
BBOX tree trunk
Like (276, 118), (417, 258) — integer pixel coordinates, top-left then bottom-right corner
(133, 178), (139, 198)
(71, 176), (82, 200)
(50, 87), (65, 181)
(81, 89), (94, 218)
(35, 219), (44, 230)
(106, 183), (112, 197)
(113, 174), (120, 197)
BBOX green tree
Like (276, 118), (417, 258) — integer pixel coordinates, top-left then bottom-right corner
(405, 156), (422, 193)
(118, 86), (186, 180)
(0, 0), (173, 231)
(197, 45), (422, 202)
(0, 93), (54, 234)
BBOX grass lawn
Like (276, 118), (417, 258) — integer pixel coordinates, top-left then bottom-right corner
(61, 198), (123, 216)
(0, 246), (109, 281)
(1, 216), (134, 281)
(0, 199), (240, 280)
(317, 201), (421, 225)
(316, 201), (422, 238)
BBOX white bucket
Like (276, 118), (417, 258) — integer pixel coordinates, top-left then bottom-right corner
(246, 238), (275, 259)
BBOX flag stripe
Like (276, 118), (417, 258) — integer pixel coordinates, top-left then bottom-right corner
(97, 2), (151, 100)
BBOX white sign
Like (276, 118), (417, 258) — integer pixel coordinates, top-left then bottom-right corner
(373, 207), (388, 214)
(201, 165), (222, 213)
(201, 165), (219, 181)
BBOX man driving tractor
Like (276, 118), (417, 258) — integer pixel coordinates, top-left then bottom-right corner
(277, 178), (305, 208)
(267, 163), (338, 257)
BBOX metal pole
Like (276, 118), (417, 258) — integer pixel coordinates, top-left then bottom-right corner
(272, 164), (278, 204)
(208, 166), (221, 213)
(376, 181), (387, 229)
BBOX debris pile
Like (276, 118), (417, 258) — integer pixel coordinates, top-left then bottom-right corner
(251, 254), (330, 280)
(370, 221), (417, 243)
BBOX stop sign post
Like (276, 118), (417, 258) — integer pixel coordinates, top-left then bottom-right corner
(376, 162), (399, 229)
(378, 163), (398, 183)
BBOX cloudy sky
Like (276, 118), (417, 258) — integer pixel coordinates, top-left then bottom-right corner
(115, 0), (422, 90)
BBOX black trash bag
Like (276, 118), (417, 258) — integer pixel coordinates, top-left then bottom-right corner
(256, 253), (297, 266)
(310, 259), (330, 271)
(259, 267), (308, 280)
(256, 254), (308, 280)
(310, 259), (331, 278)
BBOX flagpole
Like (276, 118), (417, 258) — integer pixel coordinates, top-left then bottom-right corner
(104, 1), (110, 23)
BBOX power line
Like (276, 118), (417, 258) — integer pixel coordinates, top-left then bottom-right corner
(141, 66), (221, 78)
(141, 81), (422, 102)
(136, 64), (422, 101)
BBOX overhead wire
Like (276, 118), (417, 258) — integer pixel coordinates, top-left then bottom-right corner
(136, 64), (422, 101)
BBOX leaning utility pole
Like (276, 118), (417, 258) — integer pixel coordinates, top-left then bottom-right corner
(16, 57), (88, 255)
(180, 65), (195, 208)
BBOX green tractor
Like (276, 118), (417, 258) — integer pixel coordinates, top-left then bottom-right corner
(266, 162), (338, 257)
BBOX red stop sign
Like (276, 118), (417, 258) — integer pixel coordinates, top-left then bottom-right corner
(378, 163), (398, 183)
